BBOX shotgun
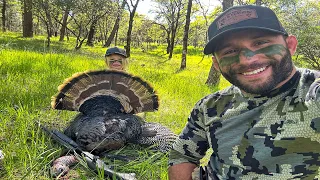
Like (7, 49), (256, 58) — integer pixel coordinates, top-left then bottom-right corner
(41, 125), (137, 180)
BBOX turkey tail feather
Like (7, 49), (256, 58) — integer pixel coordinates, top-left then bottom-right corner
(51, 70), (159, 114)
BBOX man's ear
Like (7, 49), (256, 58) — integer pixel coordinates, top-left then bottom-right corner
(286, 35), (298, 55)
(212, 56), (221, 72)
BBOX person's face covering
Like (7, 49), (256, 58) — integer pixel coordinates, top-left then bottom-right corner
(213, 29), (297, 94)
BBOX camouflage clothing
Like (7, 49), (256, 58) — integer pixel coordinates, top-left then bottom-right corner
(169, 68), (320, 179)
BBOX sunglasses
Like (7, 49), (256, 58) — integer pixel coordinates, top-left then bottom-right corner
(109, 59), (123, 64)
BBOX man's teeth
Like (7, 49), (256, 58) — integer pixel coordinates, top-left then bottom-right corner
(242, 67), (266, 75)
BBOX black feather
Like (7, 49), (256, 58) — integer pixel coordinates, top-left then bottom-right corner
(79, 95), (124, 116)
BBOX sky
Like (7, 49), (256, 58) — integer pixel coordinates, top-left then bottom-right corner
(136, 0), (156, 16)
(136, 0), (221, 18)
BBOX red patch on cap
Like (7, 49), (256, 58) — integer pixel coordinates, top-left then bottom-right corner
(217, 8), (258, 29)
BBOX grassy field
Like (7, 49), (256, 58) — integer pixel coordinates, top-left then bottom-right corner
(0, 32), (230, 179)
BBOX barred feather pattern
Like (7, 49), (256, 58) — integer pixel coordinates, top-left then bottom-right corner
(64, 114), (144, 153)
(137, 122), (178, 153)
(51, 70), (159, 114)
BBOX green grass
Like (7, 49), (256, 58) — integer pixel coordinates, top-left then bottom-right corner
(0, 32), (227, 179)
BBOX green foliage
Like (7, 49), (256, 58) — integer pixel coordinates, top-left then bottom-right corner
(2, 0), (22, 32)
(0, 32), (221, 179)
(276, 0), (320, 70)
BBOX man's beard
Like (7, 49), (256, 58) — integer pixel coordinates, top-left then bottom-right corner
(221, 49), (293, 95)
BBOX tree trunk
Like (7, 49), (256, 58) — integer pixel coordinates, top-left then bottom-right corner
(104, 0), (126, 47)
(2, 0), (6, 32)
(168, 0), (182, 59)
(166, 30), (170, 54)
(115, 28), (118, 46)
(35, 13), (40, 35)
(205, 65), (221, 85)
(59, 6), (69, 41)
(205, 0), (234, 85)
(168, 29), (175, 59)
(45, 22), (51, 47)
(180, 0), (192, 70)
(43, 0), (53, 37)
(41, 0), (53, 47)
(126, 13), (134, 57)
(86, 18), (98, 46)
(66, 29), (69, 41)
(125, 0), (140, 57)
(23, 0), (33, 37)
(75, 33), (88, 50)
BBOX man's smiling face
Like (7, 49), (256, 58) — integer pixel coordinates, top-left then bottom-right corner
(212, 29), (298, 95)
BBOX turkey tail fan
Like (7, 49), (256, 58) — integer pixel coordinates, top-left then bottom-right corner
(51, 70), (159, 114)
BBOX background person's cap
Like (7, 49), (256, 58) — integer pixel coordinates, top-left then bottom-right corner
(204, 5), (288, 55)
(105, 47), (127, 57)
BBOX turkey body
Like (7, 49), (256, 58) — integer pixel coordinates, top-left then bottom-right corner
(64, 113), (145, 154)
(51, 70), (176, 154)
(50, 70), (176, 178)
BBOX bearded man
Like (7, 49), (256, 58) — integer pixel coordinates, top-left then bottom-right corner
(168, 5), (320, 180)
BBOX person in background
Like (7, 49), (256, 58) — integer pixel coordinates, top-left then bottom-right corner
(105, 46), (149, 119)
(168, 5), (320, 180)
(105, 46), (129, 71)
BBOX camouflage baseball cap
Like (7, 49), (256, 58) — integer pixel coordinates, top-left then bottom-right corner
(105, 47), (127, 57)
(204, 5), (288, 55)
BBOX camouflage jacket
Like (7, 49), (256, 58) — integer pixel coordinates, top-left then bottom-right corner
(169, 68), (320, 179)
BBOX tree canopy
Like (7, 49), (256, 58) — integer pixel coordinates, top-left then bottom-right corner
(0, 0), (319, 69)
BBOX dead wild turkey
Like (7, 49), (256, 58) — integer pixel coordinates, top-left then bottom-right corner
(51, 70), (177, 154)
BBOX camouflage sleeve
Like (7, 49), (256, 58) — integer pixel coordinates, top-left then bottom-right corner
(168, 98), (210, 166)
(306, 78), (320, 102)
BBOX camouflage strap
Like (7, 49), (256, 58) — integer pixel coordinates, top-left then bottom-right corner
(0, 150), (4, 160)
(306, 78), (320, 101)
(192, 165), (219, 180)
(199, 166), (207, 180)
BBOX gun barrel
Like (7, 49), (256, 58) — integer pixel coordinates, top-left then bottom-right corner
(41, 125), (137, 179)
(41, 125), (79, 150)
(83, 152), (137, 180)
